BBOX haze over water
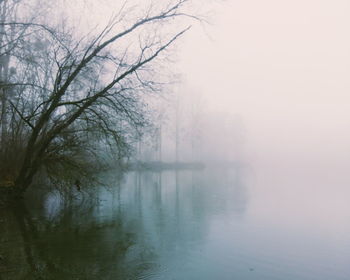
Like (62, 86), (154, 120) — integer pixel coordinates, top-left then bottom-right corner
(179, 0), (350, 167)
(2, 165), (350, 279)
(2, 1), (350, 279)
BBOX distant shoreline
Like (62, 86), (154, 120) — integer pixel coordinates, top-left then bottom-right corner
(126, 161), (206, 171)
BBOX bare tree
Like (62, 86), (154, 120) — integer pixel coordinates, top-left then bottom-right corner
(0, 0), (23, 148)
(0, 0), (199, 196)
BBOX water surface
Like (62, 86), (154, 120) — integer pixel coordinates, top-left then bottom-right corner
(1, 164), (349, 279)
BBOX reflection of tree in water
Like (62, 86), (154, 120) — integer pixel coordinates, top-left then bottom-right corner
(0, 176), (156, 280)
(1, 167), (248, 279)
(175, 167), (248, 226)
(192, 166), (248, 217)
(116, 167), (248, 273)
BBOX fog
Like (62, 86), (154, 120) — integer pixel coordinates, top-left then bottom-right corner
(2, 1), (350, 279)
(177, 0), (350, 168)
(42, 0), (350, 167)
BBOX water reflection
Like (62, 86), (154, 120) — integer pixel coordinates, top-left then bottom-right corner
(2, 199), (151, 279)
(1, 167), (247, 279)
(0, 166), (350, 280)
(2, 164), (350, 279)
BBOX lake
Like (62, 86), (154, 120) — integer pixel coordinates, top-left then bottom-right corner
(1, 163), (350, 279)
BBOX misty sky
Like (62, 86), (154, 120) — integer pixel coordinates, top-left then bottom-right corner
(178, 0), (350, 163)
(63, 0), (350, 164)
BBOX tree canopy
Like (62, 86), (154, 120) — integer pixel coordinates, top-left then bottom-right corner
(0, 0), (199, 195)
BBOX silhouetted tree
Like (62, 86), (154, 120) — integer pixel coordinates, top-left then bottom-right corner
(0, 0), (198, 196)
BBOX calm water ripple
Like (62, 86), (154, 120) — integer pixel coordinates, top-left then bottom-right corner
(1, 165), (350, 279)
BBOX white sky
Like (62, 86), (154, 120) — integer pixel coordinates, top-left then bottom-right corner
(57, 0), (350, 164)
(178, 0), (350, 163)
